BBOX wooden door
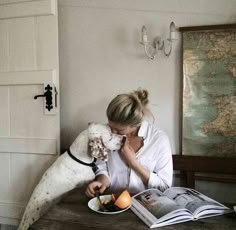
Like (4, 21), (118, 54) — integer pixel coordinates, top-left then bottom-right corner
(0, 0), (60, 226)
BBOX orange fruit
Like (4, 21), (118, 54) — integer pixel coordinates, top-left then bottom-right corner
(113, 190), (131, 209)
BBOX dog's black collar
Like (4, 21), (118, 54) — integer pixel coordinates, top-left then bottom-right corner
(67, 148), (98, 172)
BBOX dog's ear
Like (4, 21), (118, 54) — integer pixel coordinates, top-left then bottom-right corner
(88, 122), (96, 127)
(89, 137), (109, 161)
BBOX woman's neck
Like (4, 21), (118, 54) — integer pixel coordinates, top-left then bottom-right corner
(127, 125), (140, 137)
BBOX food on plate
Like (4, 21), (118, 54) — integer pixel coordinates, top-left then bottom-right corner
(113, 190), (131, 209)
(98, 190), (131, 212)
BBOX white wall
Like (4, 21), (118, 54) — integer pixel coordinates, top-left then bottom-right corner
(58, 0), (236, 202)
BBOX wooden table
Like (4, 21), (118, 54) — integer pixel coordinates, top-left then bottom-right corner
(31, 188), (236, 230)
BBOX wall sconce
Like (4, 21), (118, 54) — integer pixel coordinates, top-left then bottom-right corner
(140, 22), (177, 60)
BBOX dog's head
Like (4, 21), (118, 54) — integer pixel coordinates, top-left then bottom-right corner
(88, 123), (123, 161)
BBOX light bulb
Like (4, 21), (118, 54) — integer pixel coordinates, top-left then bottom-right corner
(169, 21), (176, 41)
(141, 25), (148, 43)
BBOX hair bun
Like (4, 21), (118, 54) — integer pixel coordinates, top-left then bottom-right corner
(133, 88), (149, 106)
(106, 88), (152, 125)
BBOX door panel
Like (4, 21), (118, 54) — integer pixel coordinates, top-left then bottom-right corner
(0, 137), (57, 154)
(0, 154), (10, 202)
(8, 18), (36, 71)
(10, 154), (56, 203)
(0, 21), (8, 71)
(0, 87), (9, 136)
(36, 15), (58, 69)
(0, 0), (59, 225)
(0, 0), (55, 20)
(10, 85), (57, 137)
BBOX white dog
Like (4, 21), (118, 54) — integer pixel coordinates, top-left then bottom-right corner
(17, 123), (123, 230)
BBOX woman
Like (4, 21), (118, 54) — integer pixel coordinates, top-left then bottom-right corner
(86, 89), (173, 197)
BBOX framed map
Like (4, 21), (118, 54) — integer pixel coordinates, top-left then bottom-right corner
(180, 24), (236, 157)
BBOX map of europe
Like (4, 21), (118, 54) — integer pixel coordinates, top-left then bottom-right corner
(182, 29), (236, 157)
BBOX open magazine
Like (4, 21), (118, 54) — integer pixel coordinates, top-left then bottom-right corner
(131, 187), (232, 228)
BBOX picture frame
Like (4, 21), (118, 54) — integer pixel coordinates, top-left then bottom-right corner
(180, 24), (236, 158)
(177, 24), (236, 185)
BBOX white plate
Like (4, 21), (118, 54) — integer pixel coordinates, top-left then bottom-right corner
(88, 195), (130, 214)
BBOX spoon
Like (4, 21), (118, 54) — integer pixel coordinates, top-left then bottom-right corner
(95, 189), (109, 212)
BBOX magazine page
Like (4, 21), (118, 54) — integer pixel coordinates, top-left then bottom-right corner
(132, 204), (193, 229)
(131, 188), (192, 226)
(163, 187), (230, 218)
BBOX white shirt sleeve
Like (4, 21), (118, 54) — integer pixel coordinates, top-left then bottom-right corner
(147, 132), (173, 191)
(94, 159), (110, 179)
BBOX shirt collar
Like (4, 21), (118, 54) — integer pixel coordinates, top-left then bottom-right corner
(138, 120), (148, 139)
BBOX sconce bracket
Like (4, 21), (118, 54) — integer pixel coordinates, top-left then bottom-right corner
(153, 37), (164, 50)
(140, 22), (177, 60)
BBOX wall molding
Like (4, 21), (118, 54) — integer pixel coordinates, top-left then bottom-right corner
(0, 137), (57, 155)
(58, 0), (236, 16)
(0, 0), (56, 20)
(0, 70), (56, 85)
(0, 202), (23, 225)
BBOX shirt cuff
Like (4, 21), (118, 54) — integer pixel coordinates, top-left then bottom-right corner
(148, 172), (169, 192)
(95, 170), (109, 178)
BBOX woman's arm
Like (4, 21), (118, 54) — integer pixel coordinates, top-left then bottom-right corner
(86, 150), (111, 197)
(120, 139), (150, 185)
(148, 134), (173, 191)
(85, 174), (110, 197)
(120, 134), (173, 191)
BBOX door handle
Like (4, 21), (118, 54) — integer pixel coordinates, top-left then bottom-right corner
(34, 84), (53, 111)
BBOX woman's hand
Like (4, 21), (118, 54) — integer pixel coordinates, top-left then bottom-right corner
(85, 175), (110, 198)
(121, 137), (150, 185)
(120, 138), (137, 167)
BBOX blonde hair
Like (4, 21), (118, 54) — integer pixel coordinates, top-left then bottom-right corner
(106, 89), (151, 125)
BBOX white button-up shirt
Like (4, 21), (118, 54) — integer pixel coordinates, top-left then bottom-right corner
(95, 120), (173, 194)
